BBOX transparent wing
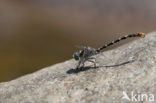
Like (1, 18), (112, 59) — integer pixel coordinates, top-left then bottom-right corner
(75, 45), (96, 50)
(75, 45), (87, 49)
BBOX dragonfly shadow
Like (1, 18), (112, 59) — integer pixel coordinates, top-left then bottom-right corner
(66, 60), (135, 74)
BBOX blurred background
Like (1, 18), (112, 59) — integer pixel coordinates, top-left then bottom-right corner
(0, 0), (156, 82)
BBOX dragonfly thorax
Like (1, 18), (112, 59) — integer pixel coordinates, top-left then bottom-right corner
(73, 47), (97, 61)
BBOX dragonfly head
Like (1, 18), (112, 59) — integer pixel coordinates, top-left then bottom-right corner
(73, 52), (80, 60)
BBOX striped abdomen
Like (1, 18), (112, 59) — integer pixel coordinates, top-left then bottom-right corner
(96, 32), (145, 53)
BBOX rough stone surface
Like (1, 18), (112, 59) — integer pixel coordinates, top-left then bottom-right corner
(0, 32), (156, 103)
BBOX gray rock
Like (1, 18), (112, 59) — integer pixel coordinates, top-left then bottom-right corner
(0, 32), (156, 103)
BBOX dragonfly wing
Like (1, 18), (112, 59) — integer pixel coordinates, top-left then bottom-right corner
(75, 45), (87, 49)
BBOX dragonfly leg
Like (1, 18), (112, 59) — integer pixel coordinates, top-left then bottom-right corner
(77, 59), (86, 68)
(77, 60), (81, 68)
(87, 59), (96, 67)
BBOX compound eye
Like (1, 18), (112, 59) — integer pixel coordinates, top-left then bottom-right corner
(73, 52), (79, 60)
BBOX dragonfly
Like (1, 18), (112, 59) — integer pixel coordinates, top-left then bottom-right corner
(73, 32), (145, 68)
